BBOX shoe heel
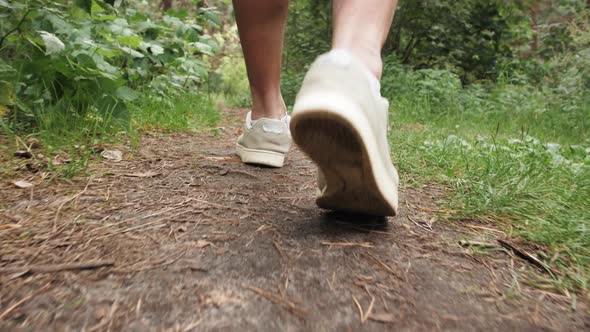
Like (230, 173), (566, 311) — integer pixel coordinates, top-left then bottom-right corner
(236, 144), (286, 168)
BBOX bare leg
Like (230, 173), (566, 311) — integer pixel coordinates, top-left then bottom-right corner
(233, 0), (288, 120)
(332, 0), (398, 79)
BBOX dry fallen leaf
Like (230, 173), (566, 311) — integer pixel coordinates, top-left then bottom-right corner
(194, 240), (212, 248)
(13, 180), (33, 189)
(122, 171), (160, 178)
(101, 149), (123, 162)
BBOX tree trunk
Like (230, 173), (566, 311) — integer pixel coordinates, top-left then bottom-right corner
(161, 0), (172, 11)
(401, 34), (417, 64)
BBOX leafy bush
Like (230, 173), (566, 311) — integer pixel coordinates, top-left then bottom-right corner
(0, 0), (218, 133)
(215, 52), (250, 107)
(381, 56), (463, 113)
(281, 0), (331, 106)
(283, 0), (331, 71)
(543, 10), (590, 113)
(387, 0), (532, 83)
(282, 0), (536, 86)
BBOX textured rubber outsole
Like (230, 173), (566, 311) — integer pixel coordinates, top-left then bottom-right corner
(291, 110), (397, 216)
(236, 144), (286, 168)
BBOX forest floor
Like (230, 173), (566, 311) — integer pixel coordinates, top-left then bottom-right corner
(1, 108), (589, 331)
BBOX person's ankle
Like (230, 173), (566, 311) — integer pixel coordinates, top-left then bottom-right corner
(326, 48), (382, 96)
(251, 96), (287, 120)
(328, 47), (382, 79)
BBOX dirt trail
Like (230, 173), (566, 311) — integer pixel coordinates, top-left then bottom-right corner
(1, 108), (588, 331)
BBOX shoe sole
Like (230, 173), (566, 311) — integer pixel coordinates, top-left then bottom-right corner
(236, 144), (286, 168)
(291, 92), (398, 216)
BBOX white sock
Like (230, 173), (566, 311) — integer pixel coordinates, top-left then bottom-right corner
(323, 48), (382, 97)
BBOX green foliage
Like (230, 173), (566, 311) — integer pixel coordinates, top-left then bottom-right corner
(215, 54), (250, 107)
(211, 24), (250, 108)
(282, 0), (331, 105)
(387, 0), (532, 82)
(0, 0), (218, 133)
(0, 0), (222, 176)
(283, 0), (331, 69)
(282, 0), (537, 85)
(534, 0), (588, 57)
(542, 11), (590, 113)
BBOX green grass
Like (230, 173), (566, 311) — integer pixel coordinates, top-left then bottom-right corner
(130, 93), (219, 132)
(1, 98), (132, 178)
(385, 66), (590, 296)
(1, 92), (219, 178)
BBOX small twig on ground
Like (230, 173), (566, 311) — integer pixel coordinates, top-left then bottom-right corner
(0, 260), (114, 275)
(90, 206), (180, 233)
(53, 178), (93, 232)
(363, 253), (403, 280)
(135, 298), (142, 318)
(458, 240), (500, 249)
(352, 296), (375, 324)
(273, 240), (286, 259)
(368, 312), (397, 324)
(243, 285), (307, 318)
(88, 298), (119, 332)
(0, 283), (50, 320)
(465, 224), (506, 236)
(116, 250), (188, 273)
(497, 239), (562, 276)
(321, 241), (375, 248)
(89, 218), (168, 242)
(194, 198), (249, 213)
(0, 213), (19, 223)
(0, 223), (22, 231)
(229, 169), (259, 179)
(182, 319), (203, 332)
(106, 298), (118, 332)
(352, 295), (364, 323)
(407, 215), (433, 233)
(121, 171), (161, 178)
(329, 222), (396, 235)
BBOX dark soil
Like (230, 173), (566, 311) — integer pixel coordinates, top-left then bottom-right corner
(1, 108), (588, 331)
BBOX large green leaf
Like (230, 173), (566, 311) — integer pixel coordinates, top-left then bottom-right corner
(117, 35), (142, 48)
(115, 86), (139, 101)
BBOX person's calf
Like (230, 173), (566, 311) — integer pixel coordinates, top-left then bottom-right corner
(332, 0), (398, 80)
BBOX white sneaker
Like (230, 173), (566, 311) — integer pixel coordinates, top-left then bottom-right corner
(236, 111), (292, 168)
(290, 50), (399, 216)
